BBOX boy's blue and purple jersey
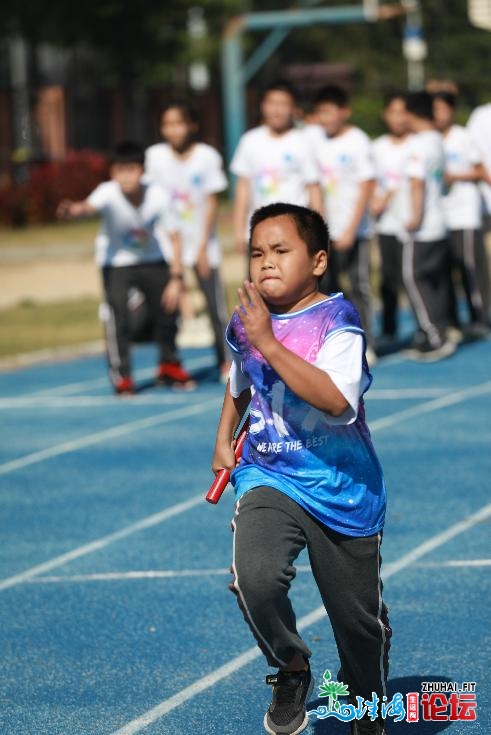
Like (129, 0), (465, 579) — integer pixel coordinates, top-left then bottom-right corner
(226, 295), (386, 537)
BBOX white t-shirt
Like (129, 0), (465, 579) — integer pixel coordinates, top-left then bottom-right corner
(230, 125), (319, 222)
(371, 134), (413, 238)
(87, 181), (176, 267)
(301, 123), (326, 150)
(145, 142), (228, 267)
(315, 126), (375, 240)
(405, 130), (447, 242)
(442, 125), (482, 230)
(467, 103), (491, 214)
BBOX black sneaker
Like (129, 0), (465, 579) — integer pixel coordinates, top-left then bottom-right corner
(351, 714), (387, 734)
(264, 666), (313, 735)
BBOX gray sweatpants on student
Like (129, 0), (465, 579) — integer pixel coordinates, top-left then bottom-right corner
(230, 487), (391, 703)
(193, 266), (231, 366)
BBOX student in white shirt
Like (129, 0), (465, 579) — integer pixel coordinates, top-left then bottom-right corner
(433, 92), (490, 335)
(145, 100), (232, 380)
(230, 80), (323, 254)
(371, 92), (412, 344)
(467, 101), (491, 230)
(57, 141), (192, 394)
(402, 91), (455, 361)
(312, 84), (376, 358)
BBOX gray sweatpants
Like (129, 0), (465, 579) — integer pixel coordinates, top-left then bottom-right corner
(230, 487), (391, 703)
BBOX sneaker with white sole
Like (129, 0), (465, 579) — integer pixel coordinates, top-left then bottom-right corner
(264, 666), (313, 735)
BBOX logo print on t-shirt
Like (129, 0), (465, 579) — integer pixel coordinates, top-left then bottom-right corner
(172, 190), (196, 222)
(123, 228), (150, 250)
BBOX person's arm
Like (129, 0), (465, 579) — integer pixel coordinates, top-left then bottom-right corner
(161, 230), (184, 312)
(445, 163), (484, 185)
(233, 176), (251, 253)
(236, 281), (349, 416)
(406, 177), (425, 232)
(370, 187), (393, 218)
(57, 199), (97, 219)
(306, 182), (324, 215)
(334, 179), (375, 251)
(196, 192), (219, 279)
(212, 383), (251, 474)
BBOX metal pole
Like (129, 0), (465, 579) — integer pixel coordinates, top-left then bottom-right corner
(221, 17), (246, 166)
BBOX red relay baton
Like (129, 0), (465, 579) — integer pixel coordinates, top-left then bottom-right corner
(206, 425), (248, 504)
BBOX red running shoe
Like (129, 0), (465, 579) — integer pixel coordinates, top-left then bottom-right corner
(114, 376), (135, 395)
(156, 361), (196, 389)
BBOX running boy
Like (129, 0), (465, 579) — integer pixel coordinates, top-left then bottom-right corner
(230, 80), (322, 254)
(58, 140), (192, 394)
(145, 100), (232, 380)
(371, 92), (412, 345)
(403, 91), (455, 360)
(212, 203), (390, 735)
(433, 91), (490, 336)
(312, 84), (376, 360)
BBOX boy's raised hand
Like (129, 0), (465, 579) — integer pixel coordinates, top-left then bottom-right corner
(236, 281), (274, 353)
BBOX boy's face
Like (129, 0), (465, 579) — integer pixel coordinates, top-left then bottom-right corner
(316, 102), (350, 137)
(261, 90), (295, 133)
(160, 108), (196, 150)
(249, 215), (327, 309)
(110, 162), (143, 196)
(433, 98), (454, 132)
(383, 98), (409, 137)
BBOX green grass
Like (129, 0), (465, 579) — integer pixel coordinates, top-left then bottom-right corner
(0, 219), (99, 250)
(0, 298), (102, 358)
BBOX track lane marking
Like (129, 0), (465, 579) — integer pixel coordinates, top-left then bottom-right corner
(109, 500), (491, 735)
(0, 396), (221, 477)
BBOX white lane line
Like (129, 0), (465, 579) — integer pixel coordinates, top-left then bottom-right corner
(3, 378), (489, 479)
(2, 378), (490, 592)
(0, 494), (206, 592)
(368, 379), (491, 432)
(0, 394), (198, 409)
(0, 387), (451, 410)
(0, 396), (221, 477)
(109, 500), (491, 735)
(25, 558), (491, 585)
(8, 354), (213, 399)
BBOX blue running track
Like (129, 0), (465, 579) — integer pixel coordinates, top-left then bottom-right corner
(0, 337), (490, 734)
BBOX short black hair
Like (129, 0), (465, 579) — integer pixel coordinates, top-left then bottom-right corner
(111, 140), (144, 165)
(261, 79), (298, 103)
(314, 84), (350, 108)
(433, 91), (457, 109)
(249, 202), (330, 258)
(405, 91), (434, 121)
(160, 98), (199, 125)
(383, 90), (406, 108)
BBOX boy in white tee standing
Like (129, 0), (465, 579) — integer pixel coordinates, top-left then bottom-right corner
(433, 91), (490, 336)
(230, 80), (323, 254)
(58, 141), (190, 394)
(371, 92), (412, 346)
(402, 91), (456, 361)
(145, 99), (232, 380)
(313, 84), (376, 360)
(467, 100), (491, 232)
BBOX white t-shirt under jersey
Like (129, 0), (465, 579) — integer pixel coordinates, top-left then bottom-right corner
(315, 126), (375, 241)
(442, 125), (482, 231)
(405, 130), (447, 242)
(467, 103), (491, 215)
(145, 142), (228, 267)
(371, 133), (413, 238)
(230, 125), (319, 219)
(87, 180), (176, 267)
